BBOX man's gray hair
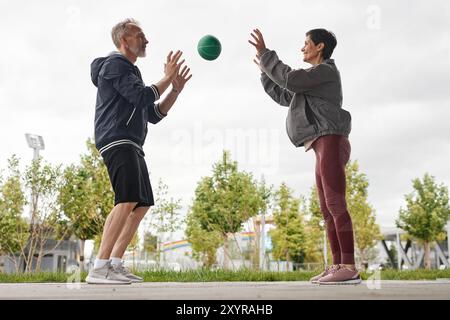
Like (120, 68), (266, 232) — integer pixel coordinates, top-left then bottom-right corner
(111, 18), (140, 49)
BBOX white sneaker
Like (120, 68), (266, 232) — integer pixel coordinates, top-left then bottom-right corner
(85, 261), (131, 284)
(113, 263), (143, 283)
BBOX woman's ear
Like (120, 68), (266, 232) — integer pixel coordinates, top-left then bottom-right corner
(316, 42), (325, 53)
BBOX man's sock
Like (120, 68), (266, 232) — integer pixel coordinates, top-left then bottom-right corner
(94, 258), (110, 269)
(110, 257), (123, 268)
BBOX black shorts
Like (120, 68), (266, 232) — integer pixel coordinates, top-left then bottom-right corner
(101, 144), (154, 208)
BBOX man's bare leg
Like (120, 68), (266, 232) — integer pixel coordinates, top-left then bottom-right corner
(86, 202), (137, 284)
(108, 206), (150, 282)
(97, 202), (138, 260)
(110, 206), (150, 259)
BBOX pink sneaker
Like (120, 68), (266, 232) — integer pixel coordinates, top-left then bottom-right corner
(318, 265), (361, 285)
(310, 265), (339, 284)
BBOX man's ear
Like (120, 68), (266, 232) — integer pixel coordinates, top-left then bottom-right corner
(121, 35), (129, 49)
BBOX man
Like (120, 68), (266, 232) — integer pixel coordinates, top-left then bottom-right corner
(249, 28), (360, 285)
(87, 18), (192, 284)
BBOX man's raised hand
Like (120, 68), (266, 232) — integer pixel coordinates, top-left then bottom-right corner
(165, 50), (185, 81)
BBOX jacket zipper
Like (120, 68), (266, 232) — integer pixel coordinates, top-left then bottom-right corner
(126, 107), (136, 127)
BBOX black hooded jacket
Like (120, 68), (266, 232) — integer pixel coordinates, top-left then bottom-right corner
(91, 52), (165, 155)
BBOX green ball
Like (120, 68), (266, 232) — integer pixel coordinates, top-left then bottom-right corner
(197, 35), (222, 61)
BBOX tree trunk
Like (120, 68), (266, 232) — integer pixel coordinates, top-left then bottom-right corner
(253, 218), (261, 271)
(7, 255), (20, 273)
(424, 241), (431, 269)
(223, 235), (229, 270)
(25, 227), (38, 273)
(79, 239), (85, 273)
(36, 237), (46, 273)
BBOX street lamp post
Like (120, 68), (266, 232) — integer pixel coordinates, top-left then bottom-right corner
(25, 134), (45, 161)
(25, 134), (45, 220)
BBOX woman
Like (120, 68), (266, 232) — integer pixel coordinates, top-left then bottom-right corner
(249, 28), (360, 285)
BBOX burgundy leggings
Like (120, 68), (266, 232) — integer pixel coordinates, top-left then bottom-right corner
(312, 134), (355, 265)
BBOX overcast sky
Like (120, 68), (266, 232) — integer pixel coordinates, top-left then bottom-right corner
(1, 0), (449, 232)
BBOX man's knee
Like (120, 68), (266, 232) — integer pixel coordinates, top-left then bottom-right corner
(132, 206), (151, 220)
(115, 202), (138, 212)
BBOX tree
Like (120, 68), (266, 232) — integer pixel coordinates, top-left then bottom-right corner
(0, 156), (29, 272)
(142, 231), (157, 264)
(0, 155), (72, 273)
(186, 151), (264, 269)
(269, 183), (306, 270)
(3, 157), (67, 272)
(142, 179), (183, 267)
(345, 160), (381, 267)
(24, 156), (70, 272)
(185, 215), (223, 268)
(396, 173), (449, 269)
(58, 138), (113, 272)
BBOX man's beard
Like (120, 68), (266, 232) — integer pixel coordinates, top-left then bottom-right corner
(130, 45), (146, 57)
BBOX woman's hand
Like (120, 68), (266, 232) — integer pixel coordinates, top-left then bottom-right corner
(248, 28), (267, 70)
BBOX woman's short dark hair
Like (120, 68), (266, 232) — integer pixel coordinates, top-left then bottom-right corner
(306, 29), (337, 59)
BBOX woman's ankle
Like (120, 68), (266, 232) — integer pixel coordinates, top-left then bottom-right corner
(340, 264), (356, 270)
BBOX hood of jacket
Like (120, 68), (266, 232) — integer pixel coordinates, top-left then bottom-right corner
(90, 52), (132, 87)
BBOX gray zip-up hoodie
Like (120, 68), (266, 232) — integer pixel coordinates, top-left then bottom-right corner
(259, 48), (351, 147)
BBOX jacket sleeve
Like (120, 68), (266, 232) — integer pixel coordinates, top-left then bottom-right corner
(100, 58), (160, 110)
(259, 49), (335, 94)
(148, 103), (166, 124)
(260, 73), (293, 107)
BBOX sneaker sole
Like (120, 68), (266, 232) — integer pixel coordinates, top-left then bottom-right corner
(318, 278), (362, 285)
(85, 276), (131, 285)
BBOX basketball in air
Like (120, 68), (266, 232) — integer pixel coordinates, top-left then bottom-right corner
(197, 35), (222, 61)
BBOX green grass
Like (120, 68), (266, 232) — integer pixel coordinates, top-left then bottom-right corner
(0, 271), (83, 283)
(140, 269), (317, 282)
(1, 268), (450, 283)
(369, 269), (450, 281)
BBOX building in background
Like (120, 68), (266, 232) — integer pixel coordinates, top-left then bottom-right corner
(0, 238), (80, 274)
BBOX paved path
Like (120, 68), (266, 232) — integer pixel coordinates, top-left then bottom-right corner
(1, 280), (450, 300)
